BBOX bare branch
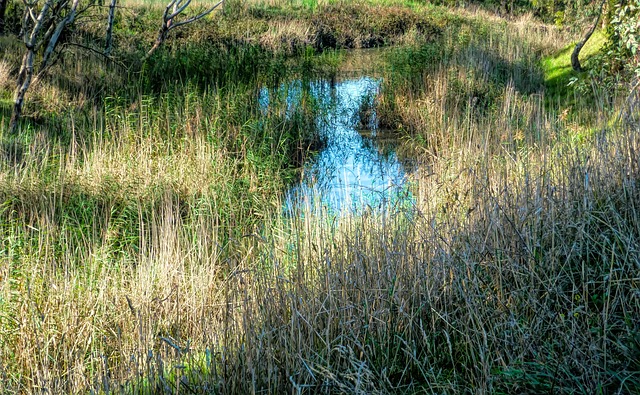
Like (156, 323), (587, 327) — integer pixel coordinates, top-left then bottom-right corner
(27, 0), (54, 46)
(171, 0), (185, 15)
(65, 41), (126, 66)
(22, 0), (38, 9)
(169, 0), (222, 31)
(28, 7), (37, 23)
(39, 19), (56, 49)
(144, 0), (224, 61)
(10, 0), (93, 133)
(163, 0), (178, 17)
(35, 41), (127, 84)
(167, 0), (191, 21)
(39, 0), (80, 73)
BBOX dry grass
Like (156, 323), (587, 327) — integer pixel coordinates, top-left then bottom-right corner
(1, 3), (639, 394)
(0, 61), (12, 91)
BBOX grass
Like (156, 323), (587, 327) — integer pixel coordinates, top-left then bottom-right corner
(542, 29), (607, 105)
(1, 1), (639, 393)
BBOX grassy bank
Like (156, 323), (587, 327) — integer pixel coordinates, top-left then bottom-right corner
(372, 9), (640, 391)
(1, 1), (639, 393)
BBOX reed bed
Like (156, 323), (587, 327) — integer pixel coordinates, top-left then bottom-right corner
(1, 2), (639, 394)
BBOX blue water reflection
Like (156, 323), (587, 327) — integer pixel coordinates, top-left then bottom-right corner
(259, 77), (414, 215)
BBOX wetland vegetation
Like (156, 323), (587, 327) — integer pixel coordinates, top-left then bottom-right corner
(0, 0), (639, 393)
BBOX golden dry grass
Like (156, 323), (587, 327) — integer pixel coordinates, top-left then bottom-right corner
(1, 3), (639, 394)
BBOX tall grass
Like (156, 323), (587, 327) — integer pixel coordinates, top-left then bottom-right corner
(1, 3), (639, 394)
(0, 66), (321, 392)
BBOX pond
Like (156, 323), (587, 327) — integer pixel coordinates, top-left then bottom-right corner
(259, 65), (414, 216)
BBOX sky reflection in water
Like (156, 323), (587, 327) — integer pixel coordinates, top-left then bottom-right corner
(259, 77), (414, 215)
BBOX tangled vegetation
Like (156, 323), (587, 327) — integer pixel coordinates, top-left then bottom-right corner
(0, 0), (638, 393)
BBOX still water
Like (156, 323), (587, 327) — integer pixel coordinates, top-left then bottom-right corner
(259, 76), (413, 215)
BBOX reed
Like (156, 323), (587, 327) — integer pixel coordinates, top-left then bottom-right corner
(1, 2), (638, 394)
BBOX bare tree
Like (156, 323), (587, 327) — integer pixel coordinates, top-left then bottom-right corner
(572, 0), (606, 72)
(9, 0), (82, 133)
(104, 0), (116, 55)
(144, 0), (224, 60)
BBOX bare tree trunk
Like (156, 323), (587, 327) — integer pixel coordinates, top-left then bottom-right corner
(104, 0), (117, 56)
(39, 0), (80, 73)
(144, 0), (224, 61)
(501, 0), (513, 15)
(145, 21), (169, 60)
(9, 0), (80, 133)
(10, 48), (36, 132)
(572, 0), (606, 72)
(0, 0), (7, 35)
(9, 0), (53, 133)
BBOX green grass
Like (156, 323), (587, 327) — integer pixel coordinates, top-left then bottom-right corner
(1, 2), (639, 394)
(542, 29), (607, 104)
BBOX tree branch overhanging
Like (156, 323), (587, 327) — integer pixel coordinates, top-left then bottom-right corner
(144, 0), (223, 61)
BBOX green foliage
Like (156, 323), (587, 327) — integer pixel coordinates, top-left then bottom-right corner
(1, 2), (639, 393)
(610, 0), (640, 76)
(1, 0), (24, 35)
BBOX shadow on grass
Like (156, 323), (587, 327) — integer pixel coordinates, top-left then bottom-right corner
(383, 34), (546, 123)
(542, 43), (580, 105)
(0, 180), (246, 266)
(542, 30), (607, 107)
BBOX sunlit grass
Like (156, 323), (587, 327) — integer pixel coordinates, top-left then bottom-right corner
(542, 29), (607, 103)
(1, 2), (639, 393)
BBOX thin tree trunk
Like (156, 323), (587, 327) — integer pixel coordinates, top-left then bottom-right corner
(9, 0), (53, 133)
(9, 0), (76, 133)
(144, 0), (223, 61)
(105, 0), (117, 56)
(145, 23), (169, 60)
(501, 0), (513, 15)
(10, 49), (35, 133)
(572, 0), (606, 72)
(39, 0), (80, 73)
(0, 0), (7, 35)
